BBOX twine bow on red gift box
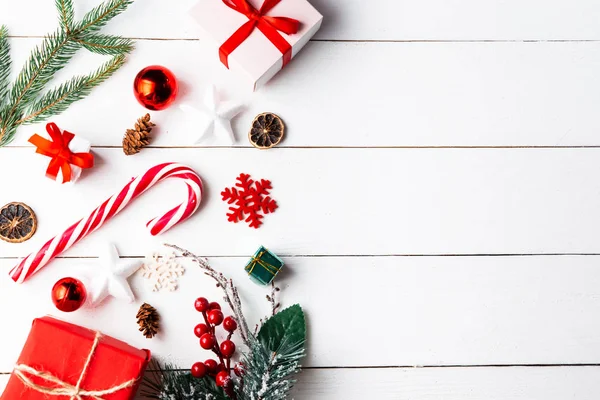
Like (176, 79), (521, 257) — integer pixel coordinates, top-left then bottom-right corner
(28, 123), (94, 183)
(219, 0), (300, 68)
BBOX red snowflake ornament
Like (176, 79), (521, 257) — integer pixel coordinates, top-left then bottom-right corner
(221, 173), (278, 229)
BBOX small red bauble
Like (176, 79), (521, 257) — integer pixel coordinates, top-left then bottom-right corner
(191, 362), (207, 378)
(133, 65), (178, 111)
(200, 333), (216, 349)
(194, 323), (210, 338)
(209, 301), (221, 311)
(195, 297), (210, 312)
(223, 316), (237, 332)
(51, 277), (87, 312)
(207, 309), (224, 325)
(215, 371), (230, 387)
(220, 340), (236, 358)
(204, 359), (218, 373)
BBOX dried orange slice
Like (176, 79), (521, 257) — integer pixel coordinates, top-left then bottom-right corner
(0, 202), (37, 243)
(249, 112), (284, 149)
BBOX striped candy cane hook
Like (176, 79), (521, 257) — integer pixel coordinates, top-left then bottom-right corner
(10, 163), (203, 284)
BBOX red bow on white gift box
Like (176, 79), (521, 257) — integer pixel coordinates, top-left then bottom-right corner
(219, 0), (301, 68)
(28, 122), (94, 183)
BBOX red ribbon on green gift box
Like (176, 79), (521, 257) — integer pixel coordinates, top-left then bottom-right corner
(219, 0), (301, 69)
(28, 123), (94, 183)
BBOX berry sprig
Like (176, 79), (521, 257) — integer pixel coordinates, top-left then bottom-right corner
(192, 297), (239, 396)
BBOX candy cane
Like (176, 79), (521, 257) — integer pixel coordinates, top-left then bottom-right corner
(10, 162), (203, 283)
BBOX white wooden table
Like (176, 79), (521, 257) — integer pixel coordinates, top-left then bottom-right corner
(2, 0), (600, 398)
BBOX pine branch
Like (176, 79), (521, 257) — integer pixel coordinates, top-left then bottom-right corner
(74, 0), (134, 34)
(237, 306), (306, 400)
(0, 0), (135, 145)
(77, 34), (134, 55)
(19, 55), (125, 125)
(0, 26), (10, 107)
(55, 0), (74, 32)
(8, 29), (79, 114)
(141, 361), (228, 400)
(236, 338), (304, 400)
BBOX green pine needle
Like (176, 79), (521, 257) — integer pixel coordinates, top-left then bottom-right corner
(0, 0), (135, 146)
(140, 361), (228, 400)
(55, 0), (74, 32)
(0, 26), (11, 107)
(236, 337), (305, 400)
(8, 29), (81, 114)
(77, 34), (134, 55)
(75, 0), (134, 34)
(21, 55), (126, 125)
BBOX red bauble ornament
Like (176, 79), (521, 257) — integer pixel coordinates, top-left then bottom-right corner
(215, 371), (230, 387)
(220, 340), (236, 358)
(133, 65), (178, 111)
(223, 316), (237, 332)
(200, 333), (216, 349)
(191, 362), (207, 378)
(51, 277), (87, 312)
(207, 309), (224, 325)
(195, 297), (210, 312)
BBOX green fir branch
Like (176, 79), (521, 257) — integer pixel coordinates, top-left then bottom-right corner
(140, 362), (228, 400)
(20, 55), (125, 125)
(237, 306), (307, 400)
(237, 337), (305, 400)
(77, 34), (134, 55)
(0, 0), (135, 145)
(75, 0), (134, 34)
(0, 26), (11, 107)
(7, 29), (80, 115)
(55, 0), (74, 32)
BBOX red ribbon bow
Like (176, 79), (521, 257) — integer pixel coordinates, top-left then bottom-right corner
(28, 123), (94, 183)
(219, 0), (300, 69)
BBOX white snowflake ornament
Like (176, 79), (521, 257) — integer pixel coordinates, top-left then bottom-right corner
(180, 84), (243, 144)
(86, 243), (141, 306)
(140, 251), (185, 292)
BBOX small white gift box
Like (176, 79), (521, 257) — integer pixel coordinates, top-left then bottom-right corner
(191, 0), (323, 91)
(28, 123), (93, 184)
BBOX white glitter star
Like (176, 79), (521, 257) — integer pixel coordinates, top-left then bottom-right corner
(181, 84), (243, 144)
(87, 243), (141, 306)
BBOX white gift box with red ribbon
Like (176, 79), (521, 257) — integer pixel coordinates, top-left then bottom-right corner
(190, 0), (323, 91)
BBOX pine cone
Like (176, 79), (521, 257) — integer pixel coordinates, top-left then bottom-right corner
(123, 113), (155, 155)
(136, 302), (160, 339)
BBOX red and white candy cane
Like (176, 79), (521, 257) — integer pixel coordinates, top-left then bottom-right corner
(10, 162), (203, 284)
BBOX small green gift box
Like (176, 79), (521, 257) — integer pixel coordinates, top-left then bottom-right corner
(245, 246), (284, 285)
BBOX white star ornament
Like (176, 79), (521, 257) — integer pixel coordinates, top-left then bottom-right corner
(87, 243), (141, 306)
(180, 84), (243, 144)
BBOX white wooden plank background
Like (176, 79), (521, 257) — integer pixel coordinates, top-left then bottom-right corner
(1, 0), (600, 398)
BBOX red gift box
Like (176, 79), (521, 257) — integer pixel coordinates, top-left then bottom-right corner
(1, 317), (150, 399)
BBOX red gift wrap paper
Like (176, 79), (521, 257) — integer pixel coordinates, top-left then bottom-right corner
(1, 317), (151, 399)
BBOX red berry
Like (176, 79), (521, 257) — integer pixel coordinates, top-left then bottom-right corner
(215, 363), (226, 374)
(194, 323), (210, 338)
(207, 309), (224, 325)
(200, 333), (216, 349)
(234, 362), (246, 377)
(220, 340), (236, 358)
(209, 301), (221, 310)
(191, 362), (207, 378)
(223, 316), (237, 332)
(204, 359), (218, 373)
(195, 297), (210, 312)
(215, 371), (230, 387)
